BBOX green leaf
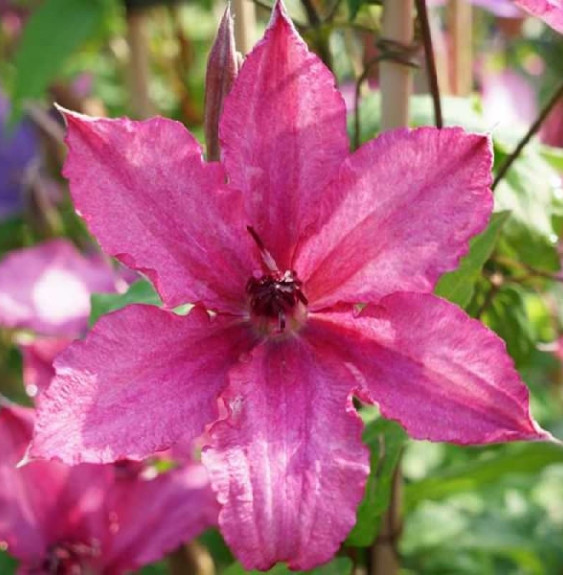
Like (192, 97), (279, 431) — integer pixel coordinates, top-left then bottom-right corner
(481, 284), (535, 367)
(347, 0), (362, 20)
(0, 551), (17, 574)
(494, 145), (563, 271)
(405, 441), (563, 510)
(11, 0), (105, 116)
(346, 414), (407, 547)
(223, 556), (352, 575)
(89, 280), (161, 327)
(541, 144), (563, 173)
(435, 212), (509, 308)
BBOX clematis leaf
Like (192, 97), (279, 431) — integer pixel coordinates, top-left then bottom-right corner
(479, 284), (535, 367)
(346, 413), (407, 546)
(89, 279), (161, 327)
(405, 441), (563, 511)
(435, 212), (509, 309)
(223, 556), (353, 574)
(494, 144), (563, 272)
(0, 552), (16, 574)
(11, 0), (106, 120)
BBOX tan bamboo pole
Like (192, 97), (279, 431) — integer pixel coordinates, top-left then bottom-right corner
(449, 0), (473, 96)
(125, 7), (155, 118)
(232, 0), (257, 55)
(379, 0), (414, 131)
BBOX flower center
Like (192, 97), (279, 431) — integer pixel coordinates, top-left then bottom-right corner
(38, 541), (98, 575)
(246, 226), (308, 334)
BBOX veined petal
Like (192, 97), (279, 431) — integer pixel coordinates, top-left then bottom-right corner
(311, 293), (549, 444)
(60, 109), (257, 312)
(220, 0), (349, 267)
(0, 240), (117, 337)
(203, 337), (369, 571)
(105, 463), (218, 572)
(295, 128), (493, 308)
(514, 0), (563, 33)
(30, 305), (256, 464)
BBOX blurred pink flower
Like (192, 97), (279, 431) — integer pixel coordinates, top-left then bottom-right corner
(0, 397), (217, 573)
(0, 239), (120, 338)
(0, 240), (122, 397)
(18, 337), (71, 397)
(481, 69), (537, 130)
(427, 0), (524, 17)
(514, 0), (563, 32)
(542, 100), (563, 148)
(31, 1), (549, 569)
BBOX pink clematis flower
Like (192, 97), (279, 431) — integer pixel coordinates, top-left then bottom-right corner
(514, 0), (563, 32)
(0, 397), (217, 574)
(0, 239), (122, 397)
(31, 1), (550, 569)
(0, 239), (119, 338)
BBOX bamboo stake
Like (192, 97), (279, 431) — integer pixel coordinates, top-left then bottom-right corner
(379, 0), (414, 131)
(126, 7), (154, 118)
(232, 0), (257, 55)
(448, 0), (472, 96)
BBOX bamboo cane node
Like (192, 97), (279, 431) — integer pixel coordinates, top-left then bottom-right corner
(376, 38), (420, 68)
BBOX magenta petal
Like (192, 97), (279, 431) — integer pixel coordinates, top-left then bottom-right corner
(0, 239), (117, 337)
(0, 400), (112, 563)
(19, 337), (71, 396)
(295, 128), (493, 308)
(60, 108), (257, 312)
(515, 0), (563, 32)
(312, 294), (549, 444)
(220, 1), (349, 267)
(105, 464), (218, 572)
(203, 338), (369, 571)
(30, 305), (256, 464)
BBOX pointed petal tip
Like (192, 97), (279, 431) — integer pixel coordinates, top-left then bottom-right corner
(269, 0), (293, 29)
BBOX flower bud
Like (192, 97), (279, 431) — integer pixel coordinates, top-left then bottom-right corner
(204, 4), (239, 162)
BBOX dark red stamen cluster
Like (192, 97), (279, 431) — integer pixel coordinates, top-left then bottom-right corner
(246, 270), (308, 331)
(246, 225), (308, 332)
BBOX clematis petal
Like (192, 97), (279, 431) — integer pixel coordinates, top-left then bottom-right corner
(203, 337), (369, 571)
(105, 463), (218, 572)
(220, 0), (349, 267)
(514, 0), (563, 32)
(59, 108), (257, 312)
(295, 128), (493, 308)
(0, 400), (112, 563)
(30, 305), (256, 464)
(0, 239), (117, 337)
(19, 337), (71, 396)
(311, 293), (549, 444)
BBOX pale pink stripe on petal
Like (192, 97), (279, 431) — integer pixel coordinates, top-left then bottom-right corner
(311, 293), (549, 444)
(203, 337), (369, 571)
(30, 305), (256, 464)
(295, 128), (493, 309)
(220, 1), (349, 267)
